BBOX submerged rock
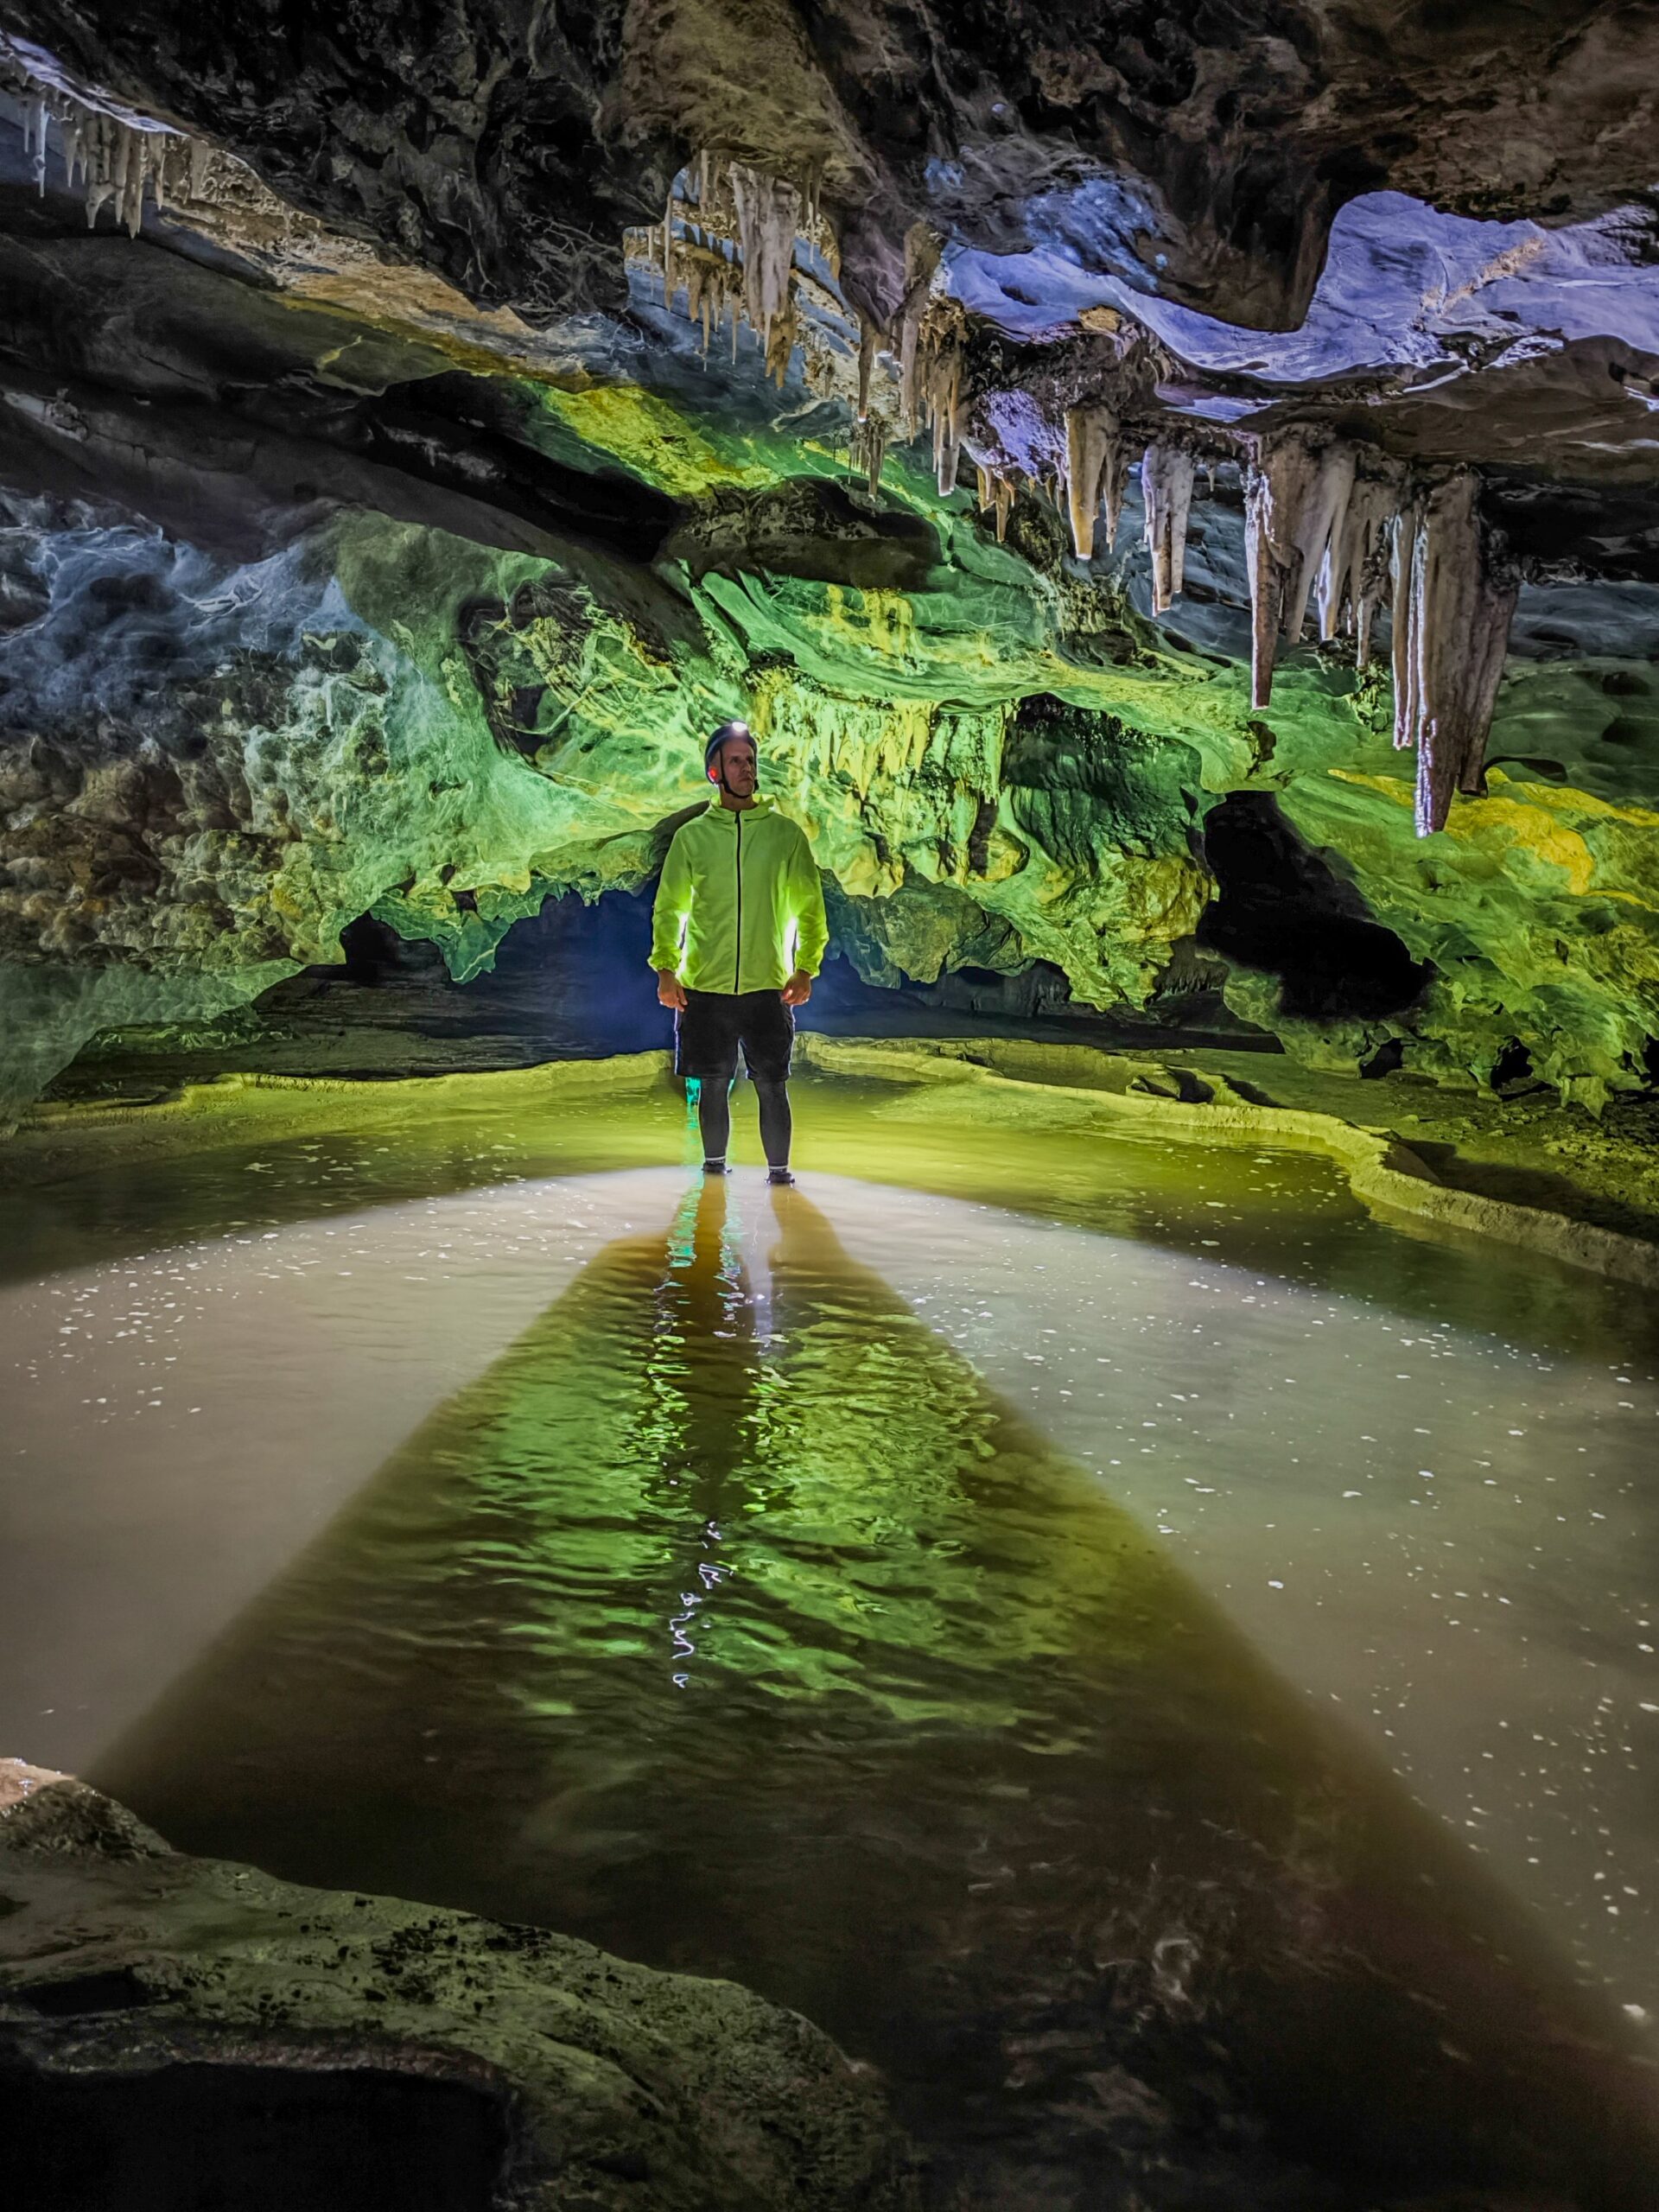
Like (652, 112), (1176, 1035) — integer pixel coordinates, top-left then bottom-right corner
(0, 1759), (917, 2212)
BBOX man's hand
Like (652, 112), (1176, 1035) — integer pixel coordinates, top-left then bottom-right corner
(657, 969), (688, 1011)
(781, 970), (813, 1008)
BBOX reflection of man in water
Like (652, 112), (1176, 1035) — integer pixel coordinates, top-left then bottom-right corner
(652, 720), (829, 1185)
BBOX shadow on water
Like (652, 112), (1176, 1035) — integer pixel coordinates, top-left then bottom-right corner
(94, 1179), (1659, 2210)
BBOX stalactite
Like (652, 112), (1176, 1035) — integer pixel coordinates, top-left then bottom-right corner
(1390, 484), (1425, 781)
(1063, 404), (1124, 562)
(677, 243), (742, 359)
(0, 36), (199, 238)
(645, 152), (859, 400)
(762, 296), (798, 388)
(1140, 444), (1196, 613)
(851, 416), (889, 496)
(728, 163), (801, 352)
(23, 94), (47, 189)
(1390, 469), (1517, 836)
(927, 341), (963, 495)
(856, 315), (880, 423)
(897, 225), (942, 435)
(895, 302), (969, 495)
(1243, 431), (1357, 707)
(1317, 470), (1400, 669)
(971, 460), (1015, 535)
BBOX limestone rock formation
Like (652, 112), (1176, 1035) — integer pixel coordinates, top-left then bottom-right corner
(0, 4), (1658, 1109)
(0, 1761), (916, 2212)
(1391, 469), (1521, 837)
(1140, 445), (1195, 618)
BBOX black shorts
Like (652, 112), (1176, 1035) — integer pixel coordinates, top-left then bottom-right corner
(675, 988), (795, 1083)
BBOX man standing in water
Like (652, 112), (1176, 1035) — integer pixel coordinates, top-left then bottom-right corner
(652, 720), (828, 1184)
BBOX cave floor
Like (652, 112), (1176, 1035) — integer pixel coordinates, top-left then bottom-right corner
(29, 1006), (1659, 1255)
(1157, 1049), (1659, 1253)
(3, 1054), (1658, 2209)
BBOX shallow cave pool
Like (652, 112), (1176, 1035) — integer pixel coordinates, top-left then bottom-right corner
(3, 1052), (1658, 2209)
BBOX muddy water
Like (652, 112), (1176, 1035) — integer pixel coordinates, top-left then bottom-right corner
(3, 1068), (1658, 2208)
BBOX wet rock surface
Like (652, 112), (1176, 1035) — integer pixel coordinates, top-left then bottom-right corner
(0, 1760), (917, 2212)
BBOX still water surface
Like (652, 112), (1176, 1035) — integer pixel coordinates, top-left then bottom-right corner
(3, 1069), (1657, 2208)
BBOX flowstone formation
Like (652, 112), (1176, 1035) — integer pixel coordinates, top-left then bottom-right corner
(2, 5), (1659, 1112)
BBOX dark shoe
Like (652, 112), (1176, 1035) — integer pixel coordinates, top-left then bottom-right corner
(766, 1166), (796, 1186)
(702, 1158), (728, 1175)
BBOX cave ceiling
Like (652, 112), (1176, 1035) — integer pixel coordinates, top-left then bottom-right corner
(3, 1), (1659, 1110)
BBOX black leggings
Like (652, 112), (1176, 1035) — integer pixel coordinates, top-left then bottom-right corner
(699, 1077), (791, 1168)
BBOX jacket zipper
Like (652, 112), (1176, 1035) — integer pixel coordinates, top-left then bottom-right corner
(734, 811), (743, 993)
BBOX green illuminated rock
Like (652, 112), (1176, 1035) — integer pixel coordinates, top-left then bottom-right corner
(5, 0), (1659, 1116)
(3, 358), (1659, 1115)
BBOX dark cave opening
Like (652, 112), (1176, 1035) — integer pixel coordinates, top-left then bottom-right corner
(2, 2047), (512, 2212)
(1197, 793), (1432, 1024)
(1491, 1039), (1536, 1090)
(48, 867), (1288, 1102)
(331, 886), (676, 1058)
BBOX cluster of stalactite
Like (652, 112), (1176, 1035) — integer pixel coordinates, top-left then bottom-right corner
(629, 162), (978, 499)
(1243, 431), (1516, 835)
(626, 149), (915, 467)
(842, 224), (957, 496)
(620, 149), (1517, 841)
(628, 151), (852, 400)
(904, 304), (969, 499)
(2, 31), (218, 235)
(973, 463), (1016, 543)
(1042, 406), (1202, 619)
(995, 393), (1522, 841)
(966, 390), (1515, 836)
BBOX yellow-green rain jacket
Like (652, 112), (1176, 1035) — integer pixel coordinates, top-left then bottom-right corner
(650, 798), (829, 994)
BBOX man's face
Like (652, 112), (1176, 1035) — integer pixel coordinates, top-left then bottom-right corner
(713, 737), (758, 797)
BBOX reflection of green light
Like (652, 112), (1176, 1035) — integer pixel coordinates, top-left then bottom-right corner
(119, 1187), (1234, 1726)
(665, 1179), (702, 1268)
(87, 1167), (1651, 2193)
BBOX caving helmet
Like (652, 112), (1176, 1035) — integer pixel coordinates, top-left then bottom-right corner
(704, 718), (754, 786)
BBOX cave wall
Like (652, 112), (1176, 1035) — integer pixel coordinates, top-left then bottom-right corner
(3, 5), (1659, 1116)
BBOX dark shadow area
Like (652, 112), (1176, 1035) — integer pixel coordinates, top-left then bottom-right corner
(363, 372), (682, 561)
(16, 1968), (155, 2017)
(45, 890), (676, 1098)
(1491, 1039), (1538, 1090)
(1482, 474), (1659, 587)
(318, 888), (672, 1058)
(1358, 1037), (1405, 1079)
(663, 474), (942, 590)
(805, 949), (1279, 1053)
(46, 877), (1280, 1103)
(1, 2042), (511, 2212)
(1408, 1140), (1659, 1247)
(1197, 792), (1431, 1022)
(0, 211), (683, 569)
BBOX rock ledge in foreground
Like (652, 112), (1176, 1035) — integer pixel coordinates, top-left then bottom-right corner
(0, 1758), (916, 2211)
